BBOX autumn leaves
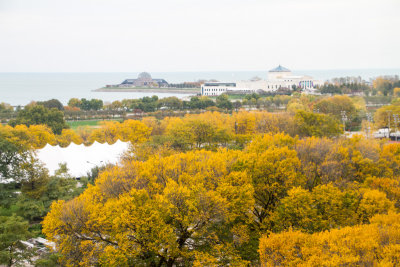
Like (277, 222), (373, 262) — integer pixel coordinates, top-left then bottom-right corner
(4, 109), (400, 265)
(41, 131), (400, 266)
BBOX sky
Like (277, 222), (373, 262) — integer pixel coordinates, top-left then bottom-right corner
(0, 0), (399, 72)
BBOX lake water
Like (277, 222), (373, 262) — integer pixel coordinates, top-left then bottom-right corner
(1, 69), (399, 106)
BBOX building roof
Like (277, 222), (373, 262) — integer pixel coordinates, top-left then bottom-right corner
(121, 79), (136, 84)
(269, 65), (291, 72)
(121, 78), (168, 84)
(153, 79), (168, 83)
(138, 72), (152, 80)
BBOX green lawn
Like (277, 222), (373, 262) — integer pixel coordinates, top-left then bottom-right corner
(67, 120), (100, 129)
(67, 119), (122, 129)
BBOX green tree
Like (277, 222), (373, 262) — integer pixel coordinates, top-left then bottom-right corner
(17, 163), (81, 222)
(157, 97), (183, 110)
(0, 215), (32, 267)
(0, 131), (30, 180)
(188, 96), (215, 109)
(216, 94), (233, 110)
(89, 99), (103, 111)
(0, 103), (13, 112)
(34, 252), (61, 267)
(20, 157), (50, 200)
(37, 99), (64, 111)
(319, 84), (343, 94)
(9, 105), (68, 135)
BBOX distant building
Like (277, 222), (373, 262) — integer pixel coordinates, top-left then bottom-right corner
(201, 65), (323, 96)
(110, 72), (169, 88)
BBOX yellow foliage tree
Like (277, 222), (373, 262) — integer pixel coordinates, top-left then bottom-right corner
(56, 129), (83, 147)
(88, 120), (151, 144)
(236, 134), (303, 229)
(394, 87), (400, 97)
(259, 212), (400, 266)
(42, 150), (254, 266)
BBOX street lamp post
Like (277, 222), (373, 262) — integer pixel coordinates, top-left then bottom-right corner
(388, 112), (391, 138)
(341, 111), (347, 134)
(366, 112), (373, 139)
(393, 114), (399, 142)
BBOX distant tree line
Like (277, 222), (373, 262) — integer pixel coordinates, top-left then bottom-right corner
(167, 83), (199, 88)
(319, 82), (371, 95)
(67, 98), (103, 111)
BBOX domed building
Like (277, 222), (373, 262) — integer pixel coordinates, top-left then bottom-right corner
(268, 65), (292, 80)
(137, 72), (153, 84)
(201, 65), (323, 96)
(119, 72), (169, 87)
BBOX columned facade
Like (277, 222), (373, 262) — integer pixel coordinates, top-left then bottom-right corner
(201, 66), (322, 96)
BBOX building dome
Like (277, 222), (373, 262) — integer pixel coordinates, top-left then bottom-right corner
(138, 72), (152, 81)
(269, 65), (291, 72)
(268, 65), (292, 80)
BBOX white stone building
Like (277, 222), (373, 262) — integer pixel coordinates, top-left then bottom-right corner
(201, 66), (323, 96)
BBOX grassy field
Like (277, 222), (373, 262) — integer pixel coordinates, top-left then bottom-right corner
(67, 119), (122, 130)
(67, 120), (100, 129)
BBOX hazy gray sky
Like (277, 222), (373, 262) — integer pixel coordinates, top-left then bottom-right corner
(0, 0), (399, 72)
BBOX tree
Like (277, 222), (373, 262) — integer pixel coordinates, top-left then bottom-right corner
(294, 110), (342, 137)
(0, 103), (14, 120)
(14, 163), (82, 224)
(80, 98), (103, 111)
(374, 104), (400, 128)
(259, 212), (400, 266)
(233, 100), (242, 111)
(37, 99), (64, 111)
(313, 95), (357, 120)
(20, 157), (50, 200)
(164, 117), (195, 150)
(272, 185), (393, 233)
(235, 134), (303, 229)
(89, 99), (103, 111)
(295, 137), (333, 189)
(88, 120), (151, 144)
(317, 136), (380, 185)
(42, 150), (254, 266)
(0, 215), (32, 267)
(56, 129), (83, 147)
(13, 124), (57, 149)
(67, 98), (82, 108)
(394, 88), (400, 97)
(216, 94), (233, 110)
(9, 105), (68, 135)
(319, 83), (343, 94)
(157, 97), (183, 110)
(0, 127), (30, 180)
(188, 96), (215, 109)
(373, 77), (395, 96)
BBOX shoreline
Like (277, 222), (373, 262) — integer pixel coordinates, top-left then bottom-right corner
(93, 87), (200, 94)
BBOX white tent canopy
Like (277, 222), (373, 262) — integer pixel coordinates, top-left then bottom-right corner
(36, 140), (130, 177)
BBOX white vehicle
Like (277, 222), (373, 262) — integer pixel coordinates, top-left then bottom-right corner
(373, 128), (400, 140)
(373, 128), (390, 138)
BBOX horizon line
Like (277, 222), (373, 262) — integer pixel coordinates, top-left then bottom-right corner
(1, 67), (400, 74)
